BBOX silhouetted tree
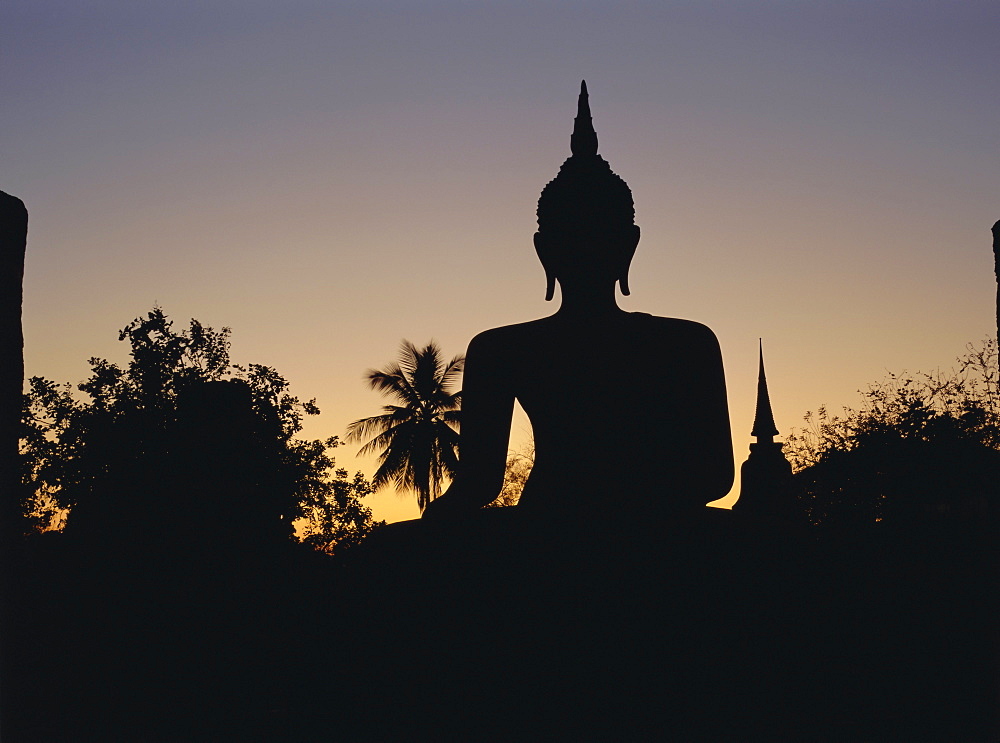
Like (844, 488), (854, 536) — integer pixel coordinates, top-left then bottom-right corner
(20, 307), (378, 551)
(786, 340), (1000, 525)
(487, 439), (534, 508)
(346, 341), (462, 511)
(297, 438), (380, 554)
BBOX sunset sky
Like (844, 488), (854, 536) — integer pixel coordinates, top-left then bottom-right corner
(5, 1), (999, 523)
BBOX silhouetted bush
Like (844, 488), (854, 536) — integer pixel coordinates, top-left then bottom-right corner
(20, 306), (379, 553)
(786, 339), (1000, 525)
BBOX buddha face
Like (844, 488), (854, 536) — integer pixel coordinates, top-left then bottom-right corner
(533, 223), (639, 299)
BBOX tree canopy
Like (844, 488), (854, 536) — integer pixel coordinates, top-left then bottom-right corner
(20, 307), (379, 553)
(785, 340), (1000, 526)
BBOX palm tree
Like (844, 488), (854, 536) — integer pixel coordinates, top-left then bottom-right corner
(346, 340), (463, 511)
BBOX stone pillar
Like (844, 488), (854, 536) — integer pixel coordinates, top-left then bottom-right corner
(992, 220), (999, 346)
(0, 192), (27, 543)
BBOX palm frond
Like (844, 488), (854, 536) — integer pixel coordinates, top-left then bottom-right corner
(410, 342), (443, 398)
(372, 444), (411, 491)
(345, 406), (416, 441)
(439, 410), (462, 428)
(345, 414), (394, 442)
(366, 369), (422, 409)
(355, 421), (415, 458)
(396, 339), (423, 378)
(439, 354), (465, 390)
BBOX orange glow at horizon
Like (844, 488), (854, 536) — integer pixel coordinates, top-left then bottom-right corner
(8, 2), (998, 524)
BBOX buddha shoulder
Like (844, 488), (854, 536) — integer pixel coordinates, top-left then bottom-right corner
(632, 313), (721, 343)
(469, 316), (719, 345)
(466, 319), (554, 356)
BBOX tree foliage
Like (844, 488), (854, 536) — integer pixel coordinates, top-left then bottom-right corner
(487, 439), (534, 508)
(20, 307), (380, 552)
(785, 340), (1000, 526)
(296, 436), (380, 554)
(346, 341), (463, 511)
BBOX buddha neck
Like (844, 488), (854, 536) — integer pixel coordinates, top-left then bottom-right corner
(554, 281), (625, 319)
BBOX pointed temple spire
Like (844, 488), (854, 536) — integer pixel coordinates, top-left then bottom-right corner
(734, 340), (800, 523)
(570, 80), (598, 157)
(750, 340), (779, 442)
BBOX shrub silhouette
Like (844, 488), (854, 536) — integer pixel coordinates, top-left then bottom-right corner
(20, 306), (378, 552)
(786, 340), (1000, 525)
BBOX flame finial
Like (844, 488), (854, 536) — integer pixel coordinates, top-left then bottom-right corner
(570, 80), (598, 157)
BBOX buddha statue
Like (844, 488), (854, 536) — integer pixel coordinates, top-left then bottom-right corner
(423, 81), (734, 523)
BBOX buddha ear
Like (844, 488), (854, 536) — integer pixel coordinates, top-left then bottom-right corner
(618, 271), (631, 297)
(534, 232), (557, 301)
(618, 225), (640, 297)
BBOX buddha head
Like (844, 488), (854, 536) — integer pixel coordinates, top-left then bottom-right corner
(535, 81), (639, 301)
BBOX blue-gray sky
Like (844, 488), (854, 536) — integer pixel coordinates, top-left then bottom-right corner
(5, 1), (999, 521)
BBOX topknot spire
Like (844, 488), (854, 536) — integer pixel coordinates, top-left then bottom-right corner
(570, 80), (598, 157)
(537, 80), (634, 236)
(750, 340), (780, 441)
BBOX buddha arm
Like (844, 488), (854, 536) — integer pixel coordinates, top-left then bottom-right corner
(686, 324), (735, 501)
(423, 330), (515, 518)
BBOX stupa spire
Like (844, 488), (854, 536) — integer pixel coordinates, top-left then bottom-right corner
(570, 80), (598, 157)
(734, 340), (799, 522)
(750, 340), (779, 442)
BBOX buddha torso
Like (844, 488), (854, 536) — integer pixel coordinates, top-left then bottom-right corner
(466, 311), (733, 516)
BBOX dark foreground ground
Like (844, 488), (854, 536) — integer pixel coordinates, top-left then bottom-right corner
(3, 507), (997, 741)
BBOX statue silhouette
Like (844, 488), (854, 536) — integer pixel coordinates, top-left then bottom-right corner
(424, 81), (733, 522)
(337, 86), (747, 736)
(337, 85), (742, 737)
